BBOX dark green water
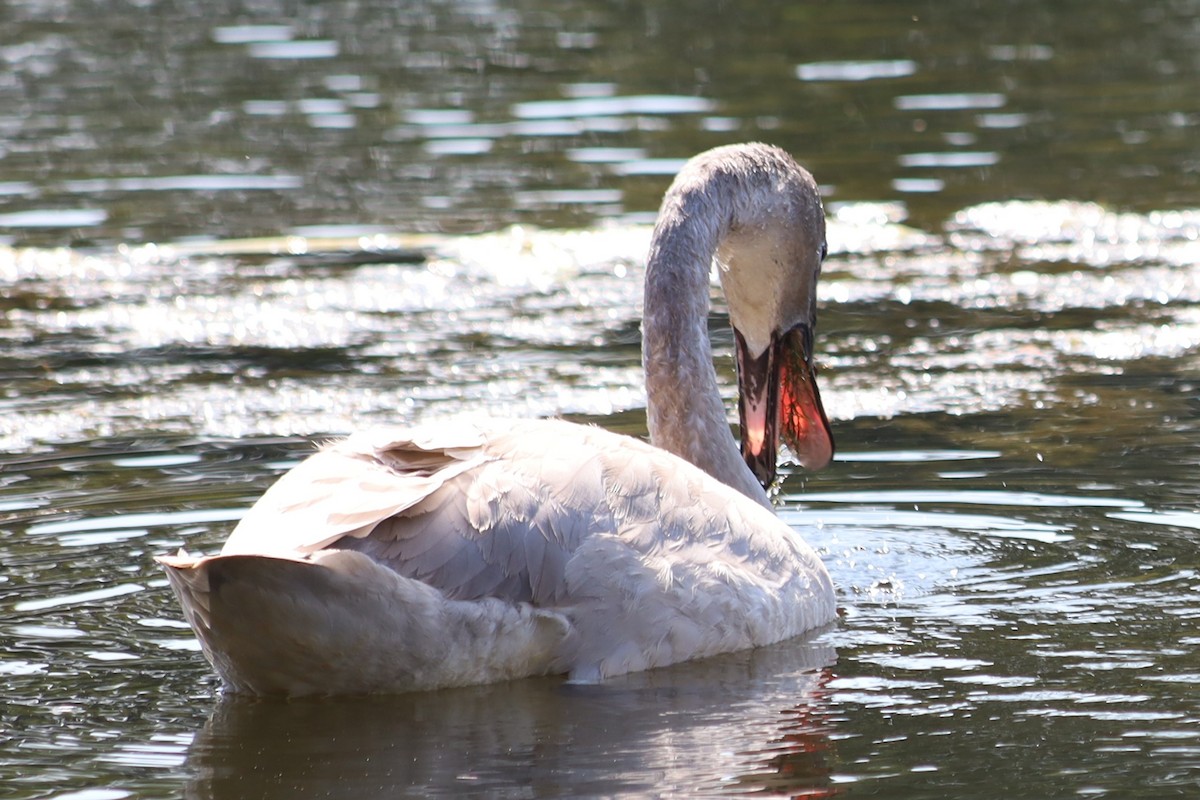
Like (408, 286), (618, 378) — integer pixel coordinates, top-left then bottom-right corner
(3, 1), (1200, 797)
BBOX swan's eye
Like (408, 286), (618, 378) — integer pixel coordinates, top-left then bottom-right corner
(819, 242), (828, 262)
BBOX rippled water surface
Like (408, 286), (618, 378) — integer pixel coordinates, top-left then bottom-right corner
(4, 1), (1200, 797)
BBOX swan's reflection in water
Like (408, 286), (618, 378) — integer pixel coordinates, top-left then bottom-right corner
(184, 636), (836, 798)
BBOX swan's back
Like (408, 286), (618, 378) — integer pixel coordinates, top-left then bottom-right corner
(163, 419), (833, 693)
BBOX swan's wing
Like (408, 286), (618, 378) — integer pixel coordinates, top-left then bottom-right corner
(221, 425), (495, 556)
(336, 421), (623, 605)
(221, 420), (621, 605)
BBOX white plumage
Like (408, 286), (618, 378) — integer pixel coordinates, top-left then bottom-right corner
(159, 142), (838, 695)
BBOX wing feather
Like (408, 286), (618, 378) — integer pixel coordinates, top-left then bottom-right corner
(222, 430), (491, 556)
(257, 420), (615, 605)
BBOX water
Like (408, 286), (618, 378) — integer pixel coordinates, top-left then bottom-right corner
(3, 0), (1200, 797)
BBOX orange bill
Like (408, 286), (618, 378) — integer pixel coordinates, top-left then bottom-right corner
(736, 325), (834, 488)
(778, 325), (834, 471)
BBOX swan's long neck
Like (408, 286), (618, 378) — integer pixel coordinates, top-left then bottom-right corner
(642, 187), (772, 508)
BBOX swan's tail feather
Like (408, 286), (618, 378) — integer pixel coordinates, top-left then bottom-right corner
(157, 549), (575, 695)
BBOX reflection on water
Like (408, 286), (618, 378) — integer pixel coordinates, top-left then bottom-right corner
(4, 0), (1200, 798)
(185, 643), (836, 799)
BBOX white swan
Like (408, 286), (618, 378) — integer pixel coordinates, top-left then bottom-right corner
(158, 142), (837, 696)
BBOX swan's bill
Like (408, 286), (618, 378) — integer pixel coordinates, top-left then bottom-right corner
(736, 324), (834, 487)
(778, 323), (834, 472)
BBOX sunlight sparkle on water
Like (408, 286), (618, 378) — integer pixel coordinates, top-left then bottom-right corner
(796, 59), (918, 81)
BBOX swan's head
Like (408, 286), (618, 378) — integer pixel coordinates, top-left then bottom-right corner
(706, 144), (835, 487)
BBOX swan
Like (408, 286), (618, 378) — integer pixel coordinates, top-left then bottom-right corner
(158, 142), (837, 695)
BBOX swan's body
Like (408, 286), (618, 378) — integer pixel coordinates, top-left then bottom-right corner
(159, 143), (838, 695)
